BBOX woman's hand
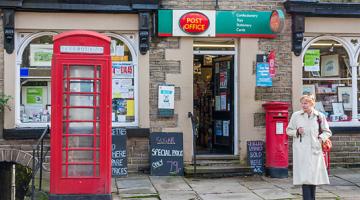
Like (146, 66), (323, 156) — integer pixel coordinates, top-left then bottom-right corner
(297, 127), (305, 135)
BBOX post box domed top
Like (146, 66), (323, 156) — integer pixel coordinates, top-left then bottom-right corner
(262, 101), (289, 111)
(53, 30), (111, 42)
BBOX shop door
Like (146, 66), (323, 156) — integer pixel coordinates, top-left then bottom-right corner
(212, 55), (234, 154)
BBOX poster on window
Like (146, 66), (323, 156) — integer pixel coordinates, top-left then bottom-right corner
(26, 88), (43, 104)
(220, 92), (227, 111)
(30, 44), (53, 67)
(219, 71), (227, 89)
(113, 62), (134, 78)
(223, 120), (230, 137)
(304, 49), (320, 72)
(112, 79), (134, 99)
(215, 120), (222, 136)
(158, 85), (175, 109)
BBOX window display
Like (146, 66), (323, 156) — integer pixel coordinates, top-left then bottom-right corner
(20, 35), (53, 123)
(17, 33), (137, 126)
(302, 40), (353, 123)
(110, 37), (136, 124)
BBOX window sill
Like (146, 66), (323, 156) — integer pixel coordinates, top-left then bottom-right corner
(3, 127), (149, 140)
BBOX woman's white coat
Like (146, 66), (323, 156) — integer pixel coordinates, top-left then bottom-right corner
(286, 109), (331, 185)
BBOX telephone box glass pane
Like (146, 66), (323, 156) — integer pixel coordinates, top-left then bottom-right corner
(67, 108), (94, 120)
(68, 122), (95, 134)
(96, 66), (101, 78)
(65, 136), (95, 148)
(67, 150), (94, 162)
(68, 165), (93, 177)
(69, 65), (94, 78)
(69, 95), (99, 106)
(70, 80), (94, 92)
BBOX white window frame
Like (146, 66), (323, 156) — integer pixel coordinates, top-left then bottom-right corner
(301, 35), (360, 127)
(14, 31), (139, 128)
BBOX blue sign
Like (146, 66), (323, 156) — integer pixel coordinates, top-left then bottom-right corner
(20, 68), (29, 77)
(256, 62), (272, 87)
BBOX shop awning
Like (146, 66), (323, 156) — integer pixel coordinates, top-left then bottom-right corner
(0, 0), (159, 12)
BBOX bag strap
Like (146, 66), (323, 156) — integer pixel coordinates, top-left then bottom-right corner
(317, 115), (323, 136)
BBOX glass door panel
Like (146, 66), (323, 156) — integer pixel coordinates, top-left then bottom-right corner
(62, 64), (101, 177)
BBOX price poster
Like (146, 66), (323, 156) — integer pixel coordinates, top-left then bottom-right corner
(112, 62), (134, 78)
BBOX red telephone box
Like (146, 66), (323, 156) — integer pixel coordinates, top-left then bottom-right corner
(262, 102), (289, 178)
(50, 31), (112, 200)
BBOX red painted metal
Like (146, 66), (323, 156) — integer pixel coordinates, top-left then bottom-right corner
(50, 30), (112, 195)
(262, 102), (289, 169)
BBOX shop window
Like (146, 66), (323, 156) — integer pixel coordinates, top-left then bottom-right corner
(110, 37), (137, 125)
(302, 39), (353, 123)
(17, 33), (137, 126)
(20, 35), (53, 123)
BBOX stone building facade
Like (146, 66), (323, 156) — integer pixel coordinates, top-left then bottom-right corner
(0, 0), (360, 180)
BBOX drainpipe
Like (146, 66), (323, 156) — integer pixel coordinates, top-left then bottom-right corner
(11, 164), (15, 200)
(215, 0), (219, 10)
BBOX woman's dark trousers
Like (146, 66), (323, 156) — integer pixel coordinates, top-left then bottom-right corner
(302, 184), (316, 200)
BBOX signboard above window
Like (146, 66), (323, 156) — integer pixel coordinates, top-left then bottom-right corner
(158, 9), (285, 38)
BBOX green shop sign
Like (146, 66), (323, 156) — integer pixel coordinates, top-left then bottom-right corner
(158, 9), (284, 38)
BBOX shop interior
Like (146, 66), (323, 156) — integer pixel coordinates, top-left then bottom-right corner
(193, 54), (234, 154)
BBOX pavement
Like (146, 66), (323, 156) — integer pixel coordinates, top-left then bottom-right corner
(112, 167), (360, 200)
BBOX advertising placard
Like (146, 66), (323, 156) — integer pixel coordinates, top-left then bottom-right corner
(256, 62), (272, 87)
(304, 49), (320, 72)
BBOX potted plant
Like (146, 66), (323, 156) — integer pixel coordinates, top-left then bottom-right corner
(0, 94), (12, 112)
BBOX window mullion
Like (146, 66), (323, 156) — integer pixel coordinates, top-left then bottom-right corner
(352, 64), (358, 121)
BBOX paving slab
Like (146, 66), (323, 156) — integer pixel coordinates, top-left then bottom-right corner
(150, 176), (192, 191)
(158, 191), (199, 200)
(114, 193), (159, 200)
(252, 188), (295, 200)
(329, 175), (356, 186)
(320, 185), (360, 198)
(334, 173), (360, 185)
(117, 176), (157, 194)
(199, 192), (262, 200)
(186, 178), (251, 194)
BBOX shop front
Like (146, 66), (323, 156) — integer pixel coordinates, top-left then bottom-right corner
(0, 0), (157, 136)
(285, 0), (360, 167)
(156, 8), (288, 162)
(0, 0), (158, 176)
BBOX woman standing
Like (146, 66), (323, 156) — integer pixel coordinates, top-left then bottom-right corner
(286, 95), (332, 200)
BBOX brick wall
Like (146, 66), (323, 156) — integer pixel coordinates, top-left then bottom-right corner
(127, 136), (150, 173)
(149, 37), (181, 132)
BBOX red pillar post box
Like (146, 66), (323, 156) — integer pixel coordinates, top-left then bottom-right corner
(50, 31), (112, 200)
(262, 102), (289, 178)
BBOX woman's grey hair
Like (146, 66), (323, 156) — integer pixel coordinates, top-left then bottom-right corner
(300, 94), (316, 104)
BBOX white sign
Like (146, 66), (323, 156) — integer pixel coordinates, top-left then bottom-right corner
(158, 85), (175, 109)
(276, 122), (284, 135)
(172, 10), (216, 37)
(60, 46), (104, 54)
(223, 120), (230, 137)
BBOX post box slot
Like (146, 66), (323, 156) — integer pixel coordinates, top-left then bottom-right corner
(272, 116), (286, 119)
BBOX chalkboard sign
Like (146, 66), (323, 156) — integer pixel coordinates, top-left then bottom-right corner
(112, 127), (127, 177)
(247, 140), (264, 174)
(150, 132), (184, 176)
